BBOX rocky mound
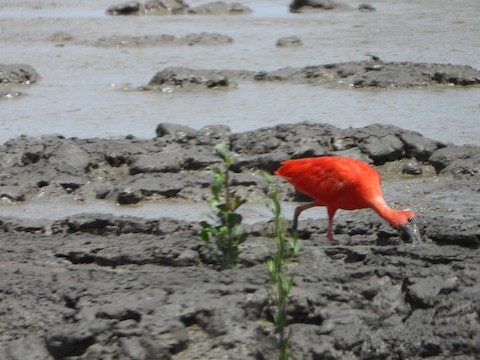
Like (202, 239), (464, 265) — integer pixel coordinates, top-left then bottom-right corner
(2, 122), (478, 207)
(142, 60), (480, 91)
(106, 0), (252, 16)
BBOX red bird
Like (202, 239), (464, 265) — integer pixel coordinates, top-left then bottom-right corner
(275, 156), (422, 243)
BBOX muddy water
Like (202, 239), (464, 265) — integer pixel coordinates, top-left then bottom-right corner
(0, 196), (303, 225)
(1, 0), (479, 145)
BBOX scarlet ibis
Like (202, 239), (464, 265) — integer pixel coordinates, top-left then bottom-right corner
(275, 156), (422, 243)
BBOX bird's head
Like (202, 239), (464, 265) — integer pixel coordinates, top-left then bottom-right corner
(392, 210), (423, 244)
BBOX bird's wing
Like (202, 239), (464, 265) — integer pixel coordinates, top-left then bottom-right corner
(276, 157), (381, 208)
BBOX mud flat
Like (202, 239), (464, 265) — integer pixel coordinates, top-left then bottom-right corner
(0, 122), (479, 359)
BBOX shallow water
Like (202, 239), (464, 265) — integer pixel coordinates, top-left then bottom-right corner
(0, 197), (302, 225)
(1, 0), (479, 145)
(0, 179), (476, 224)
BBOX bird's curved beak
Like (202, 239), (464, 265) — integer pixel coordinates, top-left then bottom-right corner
(400, 218), (423, 244)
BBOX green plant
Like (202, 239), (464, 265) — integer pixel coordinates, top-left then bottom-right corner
(261, 171), (301, 360)
(199, 143), (248, 269)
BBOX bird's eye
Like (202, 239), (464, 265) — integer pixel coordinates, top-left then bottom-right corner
(408, 217), (415, 223)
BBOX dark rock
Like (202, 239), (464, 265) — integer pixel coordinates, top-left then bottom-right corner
(402, 160), (423, 175)
(357, 3), (376, 12)
(54, 174), (84, 191)
(105, 152), (128, 167)
(432, 69), (480, 86)
(188, 1), (252, 15)
(276, 36), (303, 47)
(96, 305), (142, 322)
(147, 67), (234, 91)
(155, 122), (197, 139)
(106, 1), (143, 15)
(0, 64), (40, 85)
(117, 188), (144, 204)
(420, 338), (442, 357)
(22, 144), (45, 165)
(45, 323), (95, 358)
(290, 0), (346, 12)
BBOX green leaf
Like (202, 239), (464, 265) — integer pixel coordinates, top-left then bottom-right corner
(290, 237), (302, 257)
(227, 213), (243, 228)
(211, 172), (224, 197)
(199, 220), (211, 229)
(216, 203), (229, 213)
(214, 143), (232, 165)
(199, 224), (212, 242)
(272, 312), (281, 326)
(267, 259), (276, 279)
(279, 274), (294, 293)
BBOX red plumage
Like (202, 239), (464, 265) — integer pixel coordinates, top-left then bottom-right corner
(275, 156), (420, 242)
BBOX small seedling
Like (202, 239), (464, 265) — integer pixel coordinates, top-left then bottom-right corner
(199, 143), (248, 269)
(261, 171), (301, 360)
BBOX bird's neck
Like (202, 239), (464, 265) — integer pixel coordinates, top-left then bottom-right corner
(370, 197), (401, 228)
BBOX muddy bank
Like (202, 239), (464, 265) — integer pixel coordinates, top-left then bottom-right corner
(0, 122), (479, 359)
(1, 209), (480, 359)
(106, 0), (252, 16)
(0, 64), (40, 98)
(94, 33), (234, 48)
(3, 61), (479, 99)
(142, 60), (480, 91)
(2, 121), (478, 206)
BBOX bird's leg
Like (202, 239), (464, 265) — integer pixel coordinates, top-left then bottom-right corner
(327, 218), (334, 242)
(326, 207), (337, 242)
(292, 201), (321, 233)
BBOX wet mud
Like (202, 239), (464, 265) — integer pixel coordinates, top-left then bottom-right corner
(1, 122), (479, 359)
